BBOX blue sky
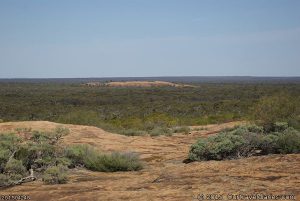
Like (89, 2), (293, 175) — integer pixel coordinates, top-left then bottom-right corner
(0, 0), (300, 78)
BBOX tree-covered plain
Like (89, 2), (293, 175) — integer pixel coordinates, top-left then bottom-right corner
(0, 82), (299, 135)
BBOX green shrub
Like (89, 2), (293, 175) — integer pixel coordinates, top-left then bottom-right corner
(0, 137), (28, 184)
(31, 131), (50, 143)
(273, 122), (289, 132)
(29, 127), (69, 144)
(0, 149), (10, 170)
(27, 143), (56, 169)
(189, 133), (247, 161)
(65, 144), (95, 167)
(65, 144), (143, 172)
(0, 133), (21, 153)
(8, 173), (23, 181)
(189, 124), (300, 162)
(246, 125), (264, 133)
(149, 127), (171, 136)
(121, 129), (147, 136)
(19, 128), (69, 170)
(0, 173), (22, 187)
(53, 127), (70, 140)
(42, 165), (68, 184)
(14, 145), (31, 169)
(227, 126), (249, 135)
(55, 157), (72, 167)
(33, 156), (57, 170)
(0, 173), (23, 187)
(85, 152), (143, 172)
(277, 128), (300, 154)
(4, 159), (26, 176)
(0, 174), (11, 187)
(54, 126), (70, 135)
(258, 134), (279, 154)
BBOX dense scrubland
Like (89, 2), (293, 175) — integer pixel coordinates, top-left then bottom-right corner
(0, 82), (299, 135)
(0, 81), (300, 188)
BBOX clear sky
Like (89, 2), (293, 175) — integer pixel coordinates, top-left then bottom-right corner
(0, 0), (300, 78)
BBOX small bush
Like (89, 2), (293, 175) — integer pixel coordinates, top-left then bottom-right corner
(121, 129), (147, 136)
(0, 133), (21, 153)
(42, 165), (68, 184)
(0, 173), (23, 187)
(149, 127), (171, 136)
(53, 126), (70, 140)
(4, 159), (26, 176)
(54, 126), (70, 135)
(55, 157), (72, 167)
(273, 122), (289, 132)
(277, 128), (300, 154)
(189, 124), (300, 162)
(65, 144), (96, 167)
(33, 156), (56, 169)
(246, 125), (264, 133)
(14, 145), (31, 169)
(65, 144), (143, 172)
(258, 134), (279, 154)
(0, 149), (10, 169)
(27, 143), (56, 169)
(86, 152), (143, 172)
(30, 127), (69, 144)
(189, 133), (246, 161)
(8, 173), (23, 181)
(0, 174), (11, 187)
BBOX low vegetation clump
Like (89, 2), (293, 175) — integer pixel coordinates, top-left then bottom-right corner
(188, 124), (300, 161)
(42, 165), (68, 184)
(120, 129), (147, 136)
(149, 126), (172, 136)
(0, 127), (142, 188)
(65, 144), (142, 172)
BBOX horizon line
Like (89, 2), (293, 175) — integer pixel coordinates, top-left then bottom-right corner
(1, 75), (300, 79)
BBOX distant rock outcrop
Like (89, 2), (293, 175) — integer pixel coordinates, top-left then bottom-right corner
(83, 81), (195, 88)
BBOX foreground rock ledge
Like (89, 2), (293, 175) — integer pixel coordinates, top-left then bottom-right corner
(0, 121), (299, 201)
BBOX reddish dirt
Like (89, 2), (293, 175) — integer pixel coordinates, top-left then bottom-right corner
(0, 121), (299, 201)
(84, 81), (195, 88)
